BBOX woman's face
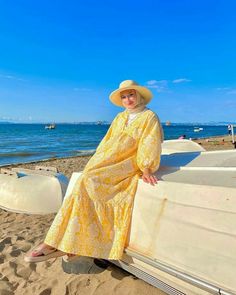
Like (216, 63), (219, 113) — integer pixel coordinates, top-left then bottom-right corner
(120, 89), (137, 109)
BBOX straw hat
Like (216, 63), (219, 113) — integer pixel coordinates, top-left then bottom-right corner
(109, 80), (153, 107)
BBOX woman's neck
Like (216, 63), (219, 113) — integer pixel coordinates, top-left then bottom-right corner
(126, 104), (146, 114)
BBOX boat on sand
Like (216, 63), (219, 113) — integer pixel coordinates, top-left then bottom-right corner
(0, 140), (235, 294)
(63, 140), (236, 295)
(0, 166), (68, 214)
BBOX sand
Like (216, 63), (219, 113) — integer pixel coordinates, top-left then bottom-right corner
(0, 158), (166, 295)
(0, 135), (235, 295)
(193, 134), (236, 151)
(0, 209), (166, 295)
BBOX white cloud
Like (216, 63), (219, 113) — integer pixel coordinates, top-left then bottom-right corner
(147, 80), (167, 85)
(146, 80), (168, 93)
(147, 80), (159, 85)
(146, 78), (191, 93)
(172, 78), (191, 84)
(0, 73), (26, 82)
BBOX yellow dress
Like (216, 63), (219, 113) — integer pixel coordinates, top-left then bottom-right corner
(44, 109), (163, 260)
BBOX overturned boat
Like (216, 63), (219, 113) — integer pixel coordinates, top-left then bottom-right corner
(0, 166), (68, 214)
(1, 139), (235, 294)
(64, 140), (236, 295)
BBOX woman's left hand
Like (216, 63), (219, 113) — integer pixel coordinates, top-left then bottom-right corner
(141, 168), (158, 186)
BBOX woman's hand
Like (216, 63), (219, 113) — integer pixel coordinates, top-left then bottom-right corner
(141, 168), (158, 186)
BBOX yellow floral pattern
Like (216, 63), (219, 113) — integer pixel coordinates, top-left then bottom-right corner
(44, 109), (163, 259)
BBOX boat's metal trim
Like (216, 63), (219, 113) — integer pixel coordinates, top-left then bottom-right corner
(112, 259), (185, 295)
(220, 291), (236, 295)
(120, 249), (235, 295)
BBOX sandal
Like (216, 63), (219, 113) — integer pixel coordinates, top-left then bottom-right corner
(24, 244), (65, 263)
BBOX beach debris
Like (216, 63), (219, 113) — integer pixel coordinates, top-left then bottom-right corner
(12, 167), (57, 177)
(0, 168), (18, 178)
(35, 166), (58, 173)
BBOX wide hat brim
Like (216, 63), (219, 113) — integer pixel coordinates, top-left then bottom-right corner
(109, 85), (153, 107)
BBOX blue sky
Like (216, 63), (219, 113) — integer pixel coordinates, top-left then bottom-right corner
(0, 0), (236, 123)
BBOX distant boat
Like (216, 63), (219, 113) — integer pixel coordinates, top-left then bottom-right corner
(96, 121), (103, 125)
(45, 124), (56, 129)
(194, 127), (203, 132)
(165, 121), (171, 126)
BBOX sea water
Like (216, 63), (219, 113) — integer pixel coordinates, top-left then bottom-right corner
(0, 123), (229, 166)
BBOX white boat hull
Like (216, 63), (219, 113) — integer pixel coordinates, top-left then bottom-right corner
(0, 167), (68, 214)
(64, 140), (236, 295)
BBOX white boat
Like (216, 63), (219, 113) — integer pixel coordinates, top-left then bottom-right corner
(1, 140), (234, 293)
(63, 140), (236, 295)
(45, 123), (56, 129)
(194, 127), (203, 132)
(0, 166), (68, 214)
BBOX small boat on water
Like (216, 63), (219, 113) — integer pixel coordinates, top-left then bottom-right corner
(194, 127), (203, 132)
(45, 123), (56, 129)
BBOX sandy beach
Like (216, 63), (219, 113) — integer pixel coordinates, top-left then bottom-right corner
(193, 134), (236, 151)
(0, 135), (235, 295)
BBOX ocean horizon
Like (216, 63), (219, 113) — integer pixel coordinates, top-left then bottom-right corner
(1, 121), (236, 125)
(0, 122), (231, 167)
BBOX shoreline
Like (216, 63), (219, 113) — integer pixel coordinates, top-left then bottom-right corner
(2, 155), (93, 178)
(1, 134), (235, 177)
(0, 151), (96, 168)
(192, 134), (235, 151)
(0, 135), (235, 294)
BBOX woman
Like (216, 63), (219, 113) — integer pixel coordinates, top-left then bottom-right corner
(24, 80), (163, 263)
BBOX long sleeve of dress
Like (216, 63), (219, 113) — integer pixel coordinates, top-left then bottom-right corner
(136, 114), (162, 173)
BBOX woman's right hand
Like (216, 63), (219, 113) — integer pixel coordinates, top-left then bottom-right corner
(141, 168), (158, 186)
